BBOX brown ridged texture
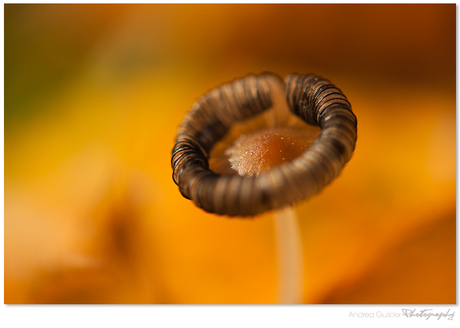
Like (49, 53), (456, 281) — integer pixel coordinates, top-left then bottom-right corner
(171, 73), (357, 217)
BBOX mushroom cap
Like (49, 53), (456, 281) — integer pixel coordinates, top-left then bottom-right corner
(171, 73), (357, 217)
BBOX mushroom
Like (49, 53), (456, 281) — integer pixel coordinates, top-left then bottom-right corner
(171, 72), (357, 303)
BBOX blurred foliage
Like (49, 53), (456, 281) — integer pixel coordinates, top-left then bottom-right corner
(4, 4), (456, 304)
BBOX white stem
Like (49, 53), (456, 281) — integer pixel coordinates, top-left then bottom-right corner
(273, 206), (304, 304)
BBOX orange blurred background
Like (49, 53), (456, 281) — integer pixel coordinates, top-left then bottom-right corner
(4, 4), (455, 304)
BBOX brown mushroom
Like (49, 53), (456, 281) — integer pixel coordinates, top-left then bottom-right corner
(172, 72), (357, 216)
(171, 72), (357, 303)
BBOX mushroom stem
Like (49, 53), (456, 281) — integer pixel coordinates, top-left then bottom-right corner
(273, 206), (303, 304)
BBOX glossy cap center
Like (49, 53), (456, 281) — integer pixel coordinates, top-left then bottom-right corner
(225, 127), (316, 177)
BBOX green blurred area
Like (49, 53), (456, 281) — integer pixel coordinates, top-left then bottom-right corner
(6, 5), (115, 123)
